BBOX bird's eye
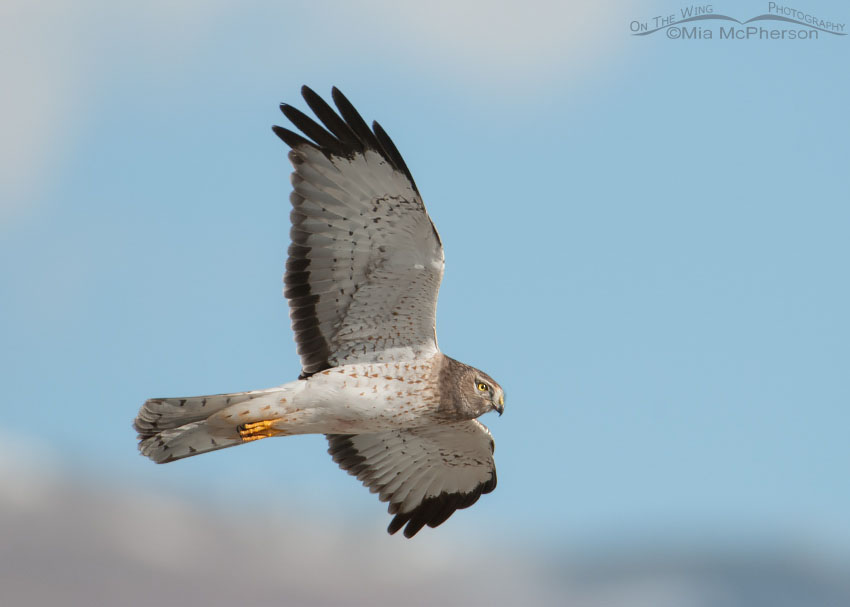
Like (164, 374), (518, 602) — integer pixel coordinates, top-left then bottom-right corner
(477, 382), (488, 392)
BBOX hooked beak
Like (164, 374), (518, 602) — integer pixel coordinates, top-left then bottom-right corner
(494, 394), (504, 416)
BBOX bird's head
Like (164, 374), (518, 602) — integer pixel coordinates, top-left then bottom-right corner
(471, 372), (505, 417)
(440, 355), (505, 419)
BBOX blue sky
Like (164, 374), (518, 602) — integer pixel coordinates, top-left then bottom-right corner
(2, 0), (849, 568)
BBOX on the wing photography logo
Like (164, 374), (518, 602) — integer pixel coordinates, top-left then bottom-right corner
(630, 2), (846, 40)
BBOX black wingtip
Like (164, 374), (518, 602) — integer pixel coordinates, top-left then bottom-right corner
(387, 518), (405, 536)
(330, 86), (349, 110)
(271, 125), (316, 150)
(301, 86), (362, 149)
(328, 87), (383, 152)
(373, 120), (419, 194)
(276, 86), (421, 188)
(278, 103), (302, 122)
(300, 85), (320, 108)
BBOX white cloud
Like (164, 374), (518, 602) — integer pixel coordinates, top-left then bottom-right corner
(2, 452), (849, 606)
(0, 0), (232, 225)
(353, 0), (639, 87)
(0, 429), (60, 512)
(0, 449), (562, 605)
(0, 0), (642, 226)
(0, 2), (81, 223)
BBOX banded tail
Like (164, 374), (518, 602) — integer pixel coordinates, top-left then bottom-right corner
(134, 387), (285, 463)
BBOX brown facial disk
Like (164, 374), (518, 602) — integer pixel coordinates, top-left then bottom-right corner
(437, 355), (504, 420)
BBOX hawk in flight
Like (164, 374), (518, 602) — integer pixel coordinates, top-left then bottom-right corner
(134, 86), (505, 538)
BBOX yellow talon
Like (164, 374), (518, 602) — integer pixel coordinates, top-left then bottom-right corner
(238, 419), (283, 442)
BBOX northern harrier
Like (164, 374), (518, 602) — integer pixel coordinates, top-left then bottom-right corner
(134, 86), (505, 538)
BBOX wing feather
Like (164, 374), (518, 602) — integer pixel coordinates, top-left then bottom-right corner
(301, 87), (362, 148)
(279, 103), (347, 155)
(326, 420), (497, 538)
(329, 87), (387, 165)
(271, 125), (316, 151)
(274, 87), (444, 376)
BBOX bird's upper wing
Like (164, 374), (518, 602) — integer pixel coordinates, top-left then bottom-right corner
(273, 86), (445, 377)
(326, 420), (497, 538)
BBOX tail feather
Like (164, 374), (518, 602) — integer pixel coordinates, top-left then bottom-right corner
(134, 387), (283, 464)
(139, 421), (243, 463)
(134, 390), (269, 439)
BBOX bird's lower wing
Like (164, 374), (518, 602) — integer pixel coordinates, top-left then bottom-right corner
(326, 420), (496, 538)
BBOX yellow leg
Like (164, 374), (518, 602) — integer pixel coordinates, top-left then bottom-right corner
(238, 419), (284, 442)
